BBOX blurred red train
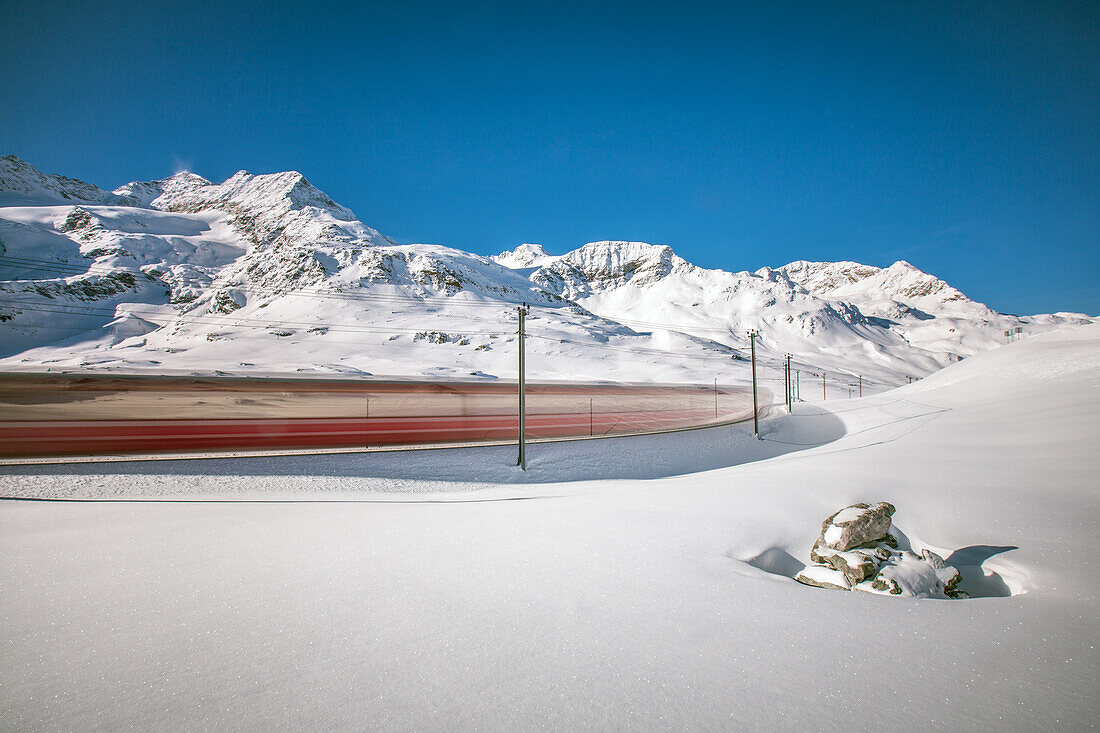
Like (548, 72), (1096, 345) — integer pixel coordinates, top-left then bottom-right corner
(0, 373), (757, 457)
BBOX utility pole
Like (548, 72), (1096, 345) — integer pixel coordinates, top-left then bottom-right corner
(786, 354), (792, 412)
(822, 372), (827, 401)
(714, 376), (718, 418)
(783, 357), (788, 411)
(858, 374), (862, 398)
(750, 330), (759, 437)
(517, 303), (529, 470)
(795, 370), (800, 402)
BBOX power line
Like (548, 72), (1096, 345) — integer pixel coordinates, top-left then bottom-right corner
(0, 299), (510, 337)
(527, 333), (740, 359)
(0, 252), (550, 310)
(587, 313), (755, 334)
(0, 254), (559, 311)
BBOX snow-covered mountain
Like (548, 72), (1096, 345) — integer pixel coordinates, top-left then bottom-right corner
(495, 240), (1090, 382)
(491, 243), (556, 269)
(0, 155), (1091, 389)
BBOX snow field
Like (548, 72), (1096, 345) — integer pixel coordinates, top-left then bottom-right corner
(1, 325), (1097, 729)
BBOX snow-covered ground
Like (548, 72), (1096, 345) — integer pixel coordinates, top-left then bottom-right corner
(2, 325), (1097, 729)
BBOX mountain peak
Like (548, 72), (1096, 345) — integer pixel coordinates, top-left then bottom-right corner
(780, 258), (980, 312)
(493, 243), (556, 268)
(530, 240), (692, 298)
(167, 170), (208, 184)
(113, 170), (214, 207)
(184, 169), (352, 220)
(1, 154), (32, 170)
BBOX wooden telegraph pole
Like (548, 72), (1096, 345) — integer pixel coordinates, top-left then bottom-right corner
(517, 303), (529, 470)
(750, 330), (759, 437)
(785, 354), (792, 412)
(783, 356), (789, 411)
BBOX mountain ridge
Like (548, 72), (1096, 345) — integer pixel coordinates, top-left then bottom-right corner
(0, 156), (1092, 386)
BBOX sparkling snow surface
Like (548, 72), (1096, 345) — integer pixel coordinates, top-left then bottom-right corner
(2, 325), (1097, 730)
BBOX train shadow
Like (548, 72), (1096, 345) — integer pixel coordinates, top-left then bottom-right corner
(0, 404), (847, 487)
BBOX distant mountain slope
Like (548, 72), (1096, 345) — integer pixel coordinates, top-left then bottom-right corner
(494, 240), (1091, 379)
(0, 155), (131, 206)
(774, 258), (1090, 358)
(0, 156), (1092, 387)
(780, 259), (979, 315)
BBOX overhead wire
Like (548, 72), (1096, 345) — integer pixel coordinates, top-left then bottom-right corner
(0, 252), (759, 335)
(0, 255), (535, 312)
(0, 299), (510, 337)
(526, 334), (742, 361)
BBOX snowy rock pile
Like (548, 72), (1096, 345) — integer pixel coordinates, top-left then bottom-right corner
(795, 502), (966, 598)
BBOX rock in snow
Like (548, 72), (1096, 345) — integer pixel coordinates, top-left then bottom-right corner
(818, 501), (896, 551)
(796, 503), (966, 598)
(792, 564), (853, 591)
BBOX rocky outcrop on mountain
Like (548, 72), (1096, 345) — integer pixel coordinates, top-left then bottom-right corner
(58, 207), (105, 243)
(780, 260), (882, 291)
(795, 503), (966, 598)
(531, 241), (693, 299)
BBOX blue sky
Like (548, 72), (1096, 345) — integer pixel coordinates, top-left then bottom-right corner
(2, 0), (1097, 315)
